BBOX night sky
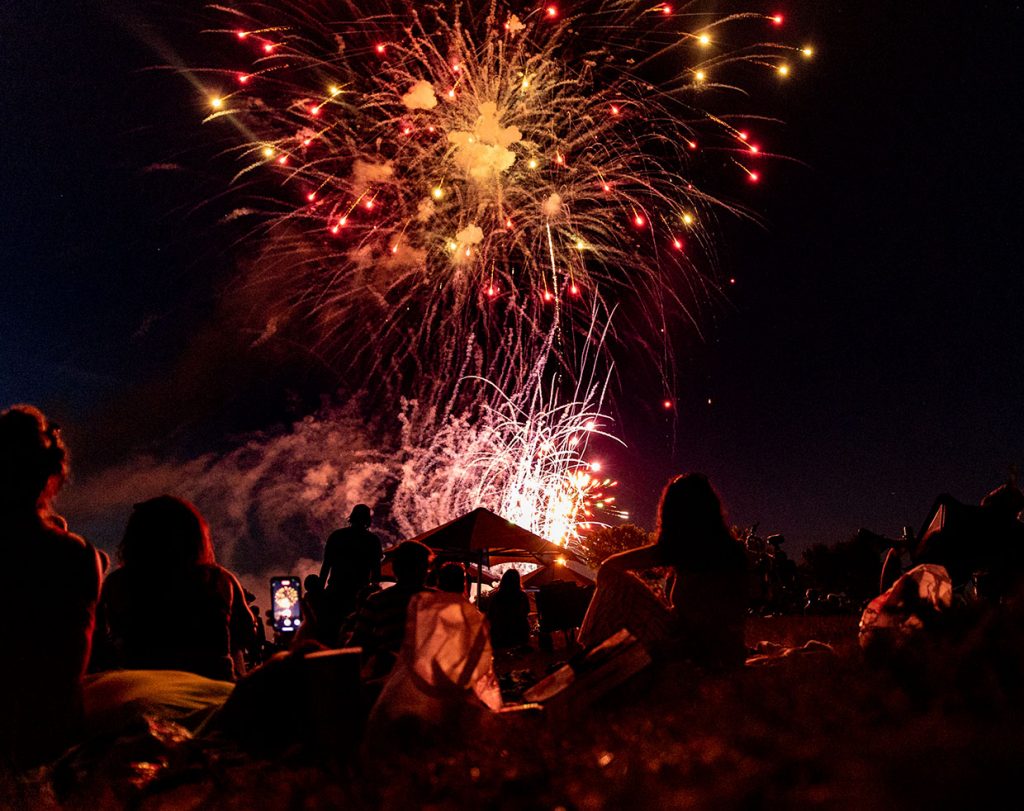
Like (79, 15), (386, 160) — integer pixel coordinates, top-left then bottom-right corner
(3, 1), (1023, 555)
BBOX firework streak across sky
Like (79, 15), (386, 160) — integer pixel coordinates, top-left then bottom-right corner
(185, 1), (811, 546)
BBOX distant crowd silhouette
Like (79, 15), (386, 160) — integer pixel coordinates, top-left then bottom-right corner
(4, 401), (1023, 771)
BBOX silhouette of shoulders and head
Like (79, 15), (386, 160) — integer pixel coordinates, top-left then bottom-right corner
(100, 495), (254, 680)
(0, 404), (102, 767)
(655, 473), (740, 571)
(392, 540), (432, 590)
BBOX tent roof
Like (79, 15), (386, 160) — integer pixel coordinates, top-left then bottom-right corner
(406, 507), (584, 564)
(521, 559), (596, 587)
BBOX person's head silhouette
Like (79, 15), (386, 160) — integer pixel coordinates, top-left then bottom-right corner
(119, 495), (215, 572)
(0, 404), (68, 516)
(391, 541), (431, 588)
(349, 504), (372, 528)
(437, 562), (467, 595)
(656, 473), (733, 566)
(499, 568), (522, 592)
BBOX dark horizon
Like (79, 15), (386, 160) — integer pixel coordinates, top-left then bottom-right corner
(2, 1), (1022, 559)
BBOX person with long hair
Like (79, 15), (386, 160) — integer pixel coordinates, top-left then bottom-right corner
(96, 496), (255, 681)
(485, 568), (531, 649)
(0, 405), (103, 768)
(579, 473), (747, 666)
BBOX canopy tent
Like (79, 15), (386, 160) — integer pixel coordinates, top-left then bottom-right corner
(406, 507), (585, 566)
(522, 559), (596, 588)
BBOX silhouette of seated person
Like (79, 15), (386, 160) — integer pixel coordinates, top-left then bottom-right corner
(97, 496), (255, 681)
(485, 568), (532, 649)
(347, 540), (431, 680)
(368, 560), (501, 736)
(579, 473), (747, 667)
(319, 504), (382, 635)
(0, 405), (103, 768)
(978, 482), (1024, 598)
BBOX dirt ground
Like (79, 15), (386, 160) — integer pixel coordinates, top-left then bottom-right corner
(6, 613), (1022, 810)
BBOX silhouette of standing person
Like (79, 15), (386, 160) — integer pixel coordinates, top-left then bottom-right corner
(579, 473), (747, 667)
(0, 405), (103, 768)
(485, 569), (532, 649)
(319, 504), (383, 634)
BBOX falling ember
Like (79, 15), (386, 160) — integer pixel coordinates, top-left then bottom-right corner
(662, 399), (673, 409)
(633, 214), (645, 227)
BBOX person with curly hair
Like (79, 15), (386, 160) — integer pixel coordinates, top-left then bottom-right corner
(0, 404), (103, 768)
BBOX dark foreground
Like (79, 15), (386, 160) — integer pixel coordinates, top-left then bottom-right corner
(5, 615), (1021, 810)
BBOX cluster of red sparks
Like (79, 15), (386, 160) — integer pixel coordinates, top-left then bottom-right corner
(185, 1), (812, 543)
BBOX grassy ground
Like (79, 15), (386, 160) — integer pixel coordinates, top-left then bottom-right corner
(6, 613), (1022, 809)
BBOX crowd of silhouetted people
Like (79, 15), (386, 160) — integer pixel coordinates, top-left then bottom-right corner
(6, 401), (1023, 773)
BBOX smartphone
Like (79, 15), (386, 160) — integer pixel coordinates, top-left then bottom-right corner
(270, 576), (303, 633)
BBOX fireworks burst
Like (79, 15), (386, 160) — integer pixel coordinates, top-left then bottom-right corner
(171, 1), (812, 544)
(390, 317), (624, 549)
(194, 0), (810, 388)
